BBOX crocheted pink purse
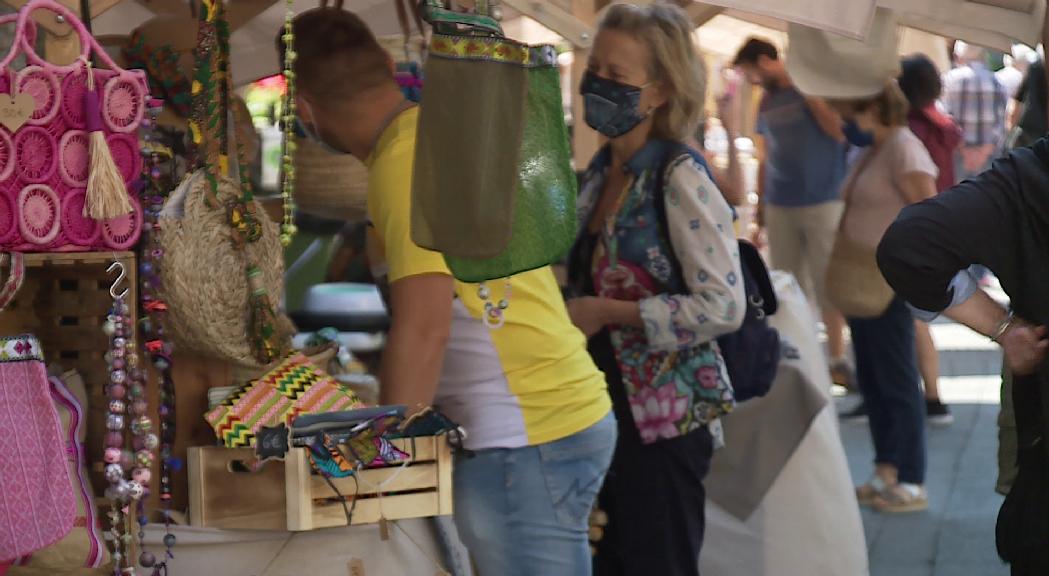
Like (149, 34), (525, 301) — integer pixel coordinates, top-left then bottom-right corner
(0, 0), (149, 252)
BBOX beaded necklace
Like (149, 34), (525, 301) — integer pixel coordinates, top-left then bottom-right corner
(279, 0), (297, 246)
(102, 290), (157, 575)
(138, 98), (178, 574)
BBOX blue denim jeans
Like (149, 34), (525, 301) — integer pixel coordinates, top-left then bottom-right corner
(454, 412), (617, 576)
(849, 297), (927, 484)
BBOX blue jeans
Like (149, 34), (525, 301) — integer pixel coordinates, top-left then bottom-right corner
(849, 298), (927, 484)
(454, 413), (617, 576)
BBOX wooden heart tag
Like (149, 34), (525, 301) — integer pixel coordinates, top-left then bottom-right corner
(0, 93), (34, 132)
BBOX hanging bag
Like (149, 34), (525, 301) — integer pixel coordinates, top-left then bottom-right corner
(0, 335), (76, 562)
(0, 1), (148, 253)
(825, 151), (894, 319)
(412, 0), (576, 282)
(155, 0), (293, 367)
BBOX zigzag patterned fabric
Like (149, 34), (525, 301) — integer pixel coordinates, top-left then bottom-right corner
(205, 353), (363, 448)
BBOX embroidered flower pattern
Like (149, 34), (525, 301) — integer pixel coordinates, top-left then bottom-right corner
(577, 145), (740, 444)
(629, 382), (690, 444)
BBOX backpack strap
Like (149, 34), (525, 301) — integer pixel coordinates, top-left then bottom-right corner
(651, 142), (706, 295)
(651, 143), (776, 315)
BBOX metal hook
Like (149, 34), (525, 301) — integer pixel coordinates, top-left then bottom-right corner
(107, 261), (128, 300)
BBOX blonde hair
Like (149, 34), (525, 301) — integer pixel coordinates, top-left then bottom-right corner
(599, 3), (706, 140)
(840, 81), (910, 127)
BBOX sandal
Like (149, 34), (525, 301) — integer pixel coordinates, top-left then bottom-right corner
(873, 483), (928, 514)
(830, 360), (856, 392)
(855, 475), (889, 506)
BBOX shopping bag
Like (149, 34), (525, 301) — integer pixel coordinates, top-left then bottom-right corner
(412, 0), (577, 282)
(0, 1), (149, 252)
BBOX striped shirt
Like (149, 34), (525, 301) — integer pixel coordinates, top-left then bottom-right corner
(943, 62), (1008, 147)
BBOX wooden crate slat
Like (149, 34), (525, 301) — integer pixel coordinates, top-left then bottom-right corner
(38, 294), (113, 316)
(310, 463), (439, 497)
(388, 436), (438, 462)
(307, 491), (442, 530)
(286, 446), (314, 531)
(23, 251), (135, 267)
(188, 447), (287, 532)
(189, 436), (453, 532)
(35, 327), (109, 350)
(437, 431), (454, 516)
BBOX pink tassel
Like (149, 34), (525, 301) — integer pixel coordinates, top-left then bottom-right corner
(83, 63), (132, 220)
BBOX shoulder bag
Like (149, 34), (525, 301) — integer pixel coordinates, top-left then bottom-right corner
(825, 150), (895, 319)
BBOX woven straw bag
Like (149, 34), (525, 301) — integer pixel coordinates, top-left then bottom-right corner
(824, 151), (894, 319)
(157, 171), (293, 366)
(153, 0), (292, 367)
(293, 135), (368, 223)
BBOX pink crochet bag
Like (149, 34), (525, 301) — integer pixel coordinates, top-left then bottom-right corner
(0, 0), (149, 252)
(0, 334), (76, 562)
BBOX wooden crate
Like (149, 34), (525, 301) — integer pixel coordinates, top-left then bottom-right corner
(0, 252), (156, 504)
(188, 435), (454, 532)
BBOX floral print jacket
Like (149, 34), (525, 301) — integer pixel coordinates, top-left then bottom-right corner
(571, 140), (745, 445)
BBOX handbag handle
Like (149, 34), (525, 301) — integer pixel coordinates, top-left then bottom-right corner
(0, 14), (37, 72)
(0, 253), (25, 312)
(15, 0), (125, 74)
(422, 0), (503, 36)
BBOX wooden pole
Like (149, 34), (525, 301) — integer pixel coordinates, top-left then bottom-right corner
(1043, 3), (1049, 127)
(570, 0), (599, 170)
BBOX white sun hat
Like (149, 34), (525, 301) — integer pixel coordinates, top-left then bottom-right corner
(787, 7), (901, 100)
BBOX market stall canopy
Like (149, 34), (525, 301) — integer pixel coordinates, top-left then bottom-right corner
(28, 0), (1047, 86)
(88, 0), (587, 86)
(694, 0), (1045, 51)
(89, 0), (431, 85)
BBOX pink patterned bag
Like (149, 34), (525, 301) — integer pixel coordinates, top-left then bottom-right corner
(0, 334), (76, 562)
(0, 0), (149, 252)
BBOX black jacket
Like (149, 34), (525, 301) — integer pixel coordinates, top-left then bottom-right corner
(878, 138), (1049, 562)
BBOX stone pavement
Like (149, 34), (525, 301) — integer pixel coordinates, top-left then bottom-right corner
(835, 316), (1011, 576)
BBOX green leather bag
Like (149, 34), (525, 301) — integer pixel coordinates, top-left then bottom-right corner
(412, 0), (577, 283)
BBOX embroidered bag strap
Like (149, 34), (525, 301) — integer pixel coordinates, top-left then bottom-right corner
(422, 0), (502, 36)
(0, 253), (25, 311)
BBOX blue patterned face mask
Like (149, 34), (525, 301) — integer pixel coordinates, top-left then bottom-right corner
(580, 72), (651, 138)
(843, 120), (874, 148)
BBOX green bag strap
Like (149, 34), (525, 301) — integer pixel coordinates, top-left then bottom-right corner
(190, 0), (284, 365)
(422, 0), (503, 36)
(191, 0), (257, 216)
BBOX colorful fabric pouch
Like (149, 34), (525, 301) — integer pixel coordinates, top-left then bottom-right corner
(0, 335), (76, 562)
(204, 352), (363, 448)
(11, 372), (106, 573)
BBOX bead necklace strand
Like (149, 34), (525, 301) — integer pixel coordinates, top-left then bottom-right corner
(138, 97), (178, 574)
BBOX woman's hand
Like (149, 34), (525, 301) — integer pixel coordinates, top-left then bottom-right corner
(715, 92), (738, 137)
(1001, 320), (1049, 376)
(567, 297), (610, 338)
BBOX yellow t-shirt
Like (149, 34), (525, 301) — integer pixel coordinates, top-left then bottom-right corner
(365, 106), (611, 450)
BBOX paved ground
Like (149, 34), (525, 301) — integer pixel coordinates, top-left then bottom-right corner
(835, 316), (1011, 576)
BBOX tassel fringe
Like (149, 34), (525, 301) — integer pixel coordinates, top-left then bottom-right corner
(84, 131), (134, 220)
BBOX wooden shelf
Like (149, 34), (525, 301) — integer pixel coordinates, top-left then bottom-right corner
(20, 251), (135, 267)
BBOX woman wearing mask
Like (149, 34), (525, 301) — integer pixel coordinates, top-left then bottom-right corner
(565, 4), (745, 575)
(789, 14), (938, 513)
